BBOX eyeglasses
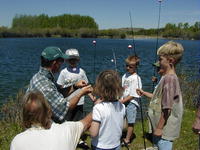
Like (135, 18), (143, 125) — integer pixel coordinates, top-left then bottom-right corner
(126, 64), (136, 68)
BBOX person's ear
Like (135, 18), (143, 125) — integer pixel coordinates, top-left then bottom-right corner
(50, 60), (57, 69)
(169, 58), (175, 64)
(168, 58), (175, 67)
(52, 60), (57, 65)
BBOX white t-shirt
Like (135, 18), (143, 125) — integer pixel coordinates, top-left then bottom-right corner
(122, 73), (142, 106)
(57, 67), (88, 105)
(91, 101), (126, 149)
(10, 122), (84, 150)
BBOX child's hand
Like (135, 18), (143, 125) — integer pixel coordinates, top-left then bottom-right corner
(88, 93), (96, 102)
(192, 128), (200, 134)
(154, 128), (162, 137)
(136, 89), (144, 96)
(119, 98), (124, 103)
(94, 98), (103, 105)
(151, 76), (158, 83)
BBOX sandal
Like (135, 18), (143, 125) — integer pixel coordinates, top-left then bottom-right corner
(121, 139), (131, 147)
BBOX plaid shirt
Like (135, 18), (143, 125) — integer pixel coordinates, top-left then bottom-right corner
(27, 67), (69, 121)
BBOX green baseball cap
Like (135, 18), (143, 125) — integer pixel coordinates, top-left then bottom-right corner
(41, 46), (68, 61)
(152, 61), (160, 67)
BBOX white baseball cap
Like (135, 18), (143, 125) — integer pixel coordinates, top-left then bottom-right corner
(65, 48), (80, 59)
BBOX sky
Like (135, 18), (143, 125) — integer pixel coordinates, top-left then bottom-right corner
(0, 0), (200, 29)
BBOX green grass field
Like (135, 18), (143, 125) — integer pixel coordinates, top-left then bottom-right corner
(0, 109), (198, 150)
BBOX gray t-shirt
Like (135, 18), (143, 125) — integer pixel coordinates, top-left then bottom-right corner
(148, 74), (183, 141)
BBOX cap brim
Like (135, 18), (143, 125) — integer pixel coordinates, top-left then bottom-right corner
(67, 56), (80, 60)
(61, 54), (69, 59)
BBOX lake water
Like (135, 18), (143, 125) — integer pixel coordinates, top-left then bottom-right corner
(0, 38), (199, 110)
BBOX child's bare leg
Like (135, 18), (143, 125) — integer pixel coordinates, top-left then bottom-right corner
(124, 124), (134, 143)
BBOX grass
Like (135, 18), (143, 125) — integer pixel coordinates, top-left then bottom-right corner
(0, 122), (23, 150)
(0, 109), (198, 150)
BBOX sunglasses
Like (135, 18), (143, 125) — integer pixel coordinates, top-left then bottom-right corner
(126, 64), (136, 68)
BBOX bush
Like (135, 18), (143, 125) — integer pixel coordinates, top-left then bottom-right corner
(178, 70), (200, 109)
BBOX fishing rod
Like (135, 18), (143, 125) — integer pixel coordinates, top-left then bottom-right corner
(145, 0), (164, 146)
(111, 48), (117, 71)
(92, 40), (97, 84)
(129, 12), (137, 56)
(152, 0), (163, 90)
(129, 11), (147, 150)
(199, 134), (200, 150)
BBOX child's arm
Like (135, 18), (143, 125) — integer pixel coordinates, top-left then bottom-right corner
(89, 102), (102, 137)
(154, 109), (171, 136)
(119, 96), (134, 104)
(88, 93), (96, 102)
(136, 89), (153, 99)
(89, 121), (100, 137)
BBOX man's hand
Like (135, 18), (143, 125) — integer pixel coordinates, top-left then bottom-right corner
(154, 128), (162, 137)
(75, 80), (87, 88)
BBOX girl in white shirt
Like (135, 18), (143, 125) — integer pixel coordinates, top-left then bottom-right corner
(90, 70), (126, 150)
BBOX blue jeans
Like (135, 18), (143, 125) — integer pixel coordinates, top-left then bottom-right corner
(91, 145), (120, 150)
(153, 136), (173, 150)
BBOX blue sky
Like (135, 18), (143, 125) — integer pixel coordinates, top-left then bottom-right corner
(0, 0), (200, 29)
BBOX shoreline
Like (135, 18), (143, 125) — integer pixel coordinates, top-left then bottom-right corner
(0, 35), (197, 41)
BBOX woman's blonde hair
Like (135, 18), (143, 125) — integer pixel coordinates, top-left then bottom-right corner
(23, 91), (52, 129)
(93, 70), (124, 101)
(157, 41), (184, 65)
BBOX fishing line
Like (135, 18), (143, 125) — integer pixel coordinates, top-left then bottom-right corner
(152, 0), (163, 90)
(129, 11), (147, 150)
(129, 11), (137, 56)
(199, 135), (200, 150)
(92, 40), (97, 84)
(146, 0), (164, 147)
(111, 48), (117, 71)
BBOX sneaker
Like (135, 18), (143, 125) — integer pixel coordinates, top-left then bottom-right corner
(77, 140), (90, 150)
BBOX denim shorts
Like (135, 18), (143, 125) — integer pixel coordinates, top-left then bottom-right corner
(153, 136), (173, 150)
(126, 102), (137, 124)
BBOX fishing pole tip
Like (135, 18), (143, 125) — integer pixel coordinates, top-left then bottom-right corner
(158, 0), (163, 3)
(92, 40), (96, 45)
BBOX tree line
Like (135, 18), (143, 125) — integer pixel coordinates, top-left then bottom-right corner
(0, 14), (199, 40)
(135, 22), (200, 40)
(12, 14), (98, 30)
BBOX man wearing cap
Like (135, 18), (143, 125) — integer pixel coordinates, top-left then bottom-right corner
(26, 46), (92, 123)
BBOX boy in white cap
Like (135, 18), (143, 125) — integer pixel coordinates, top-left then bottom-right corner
(57, 48), (93, 149)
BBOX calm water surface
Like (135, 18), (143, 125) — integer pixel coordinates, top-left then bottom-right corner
(0, 38), (199, 108)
